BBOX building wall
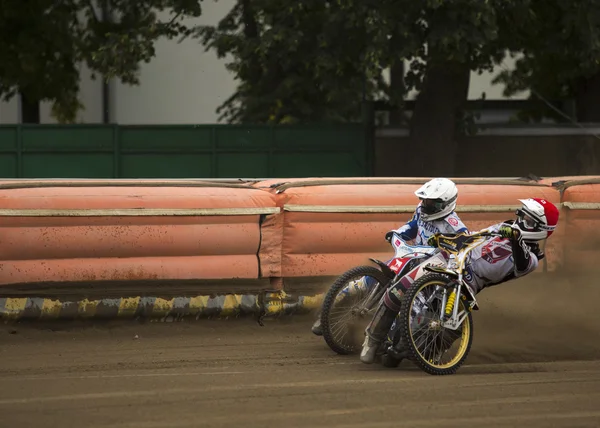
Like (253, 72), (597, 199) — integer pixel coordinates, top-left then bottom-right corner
(0, 1), (528, 125)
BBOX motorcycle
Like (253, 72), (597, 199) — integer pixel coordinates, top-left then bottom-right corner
(319, 232), (437, 355)
(380, 230), (500, 375)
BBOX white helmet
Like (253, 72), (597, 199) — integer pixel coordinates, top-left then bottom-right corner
(514, 198), (560, 242)
(414, 178), (459, 221)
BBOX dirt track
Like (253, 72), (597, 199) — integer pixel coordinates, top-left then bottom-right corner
(1, 274), (600, 428)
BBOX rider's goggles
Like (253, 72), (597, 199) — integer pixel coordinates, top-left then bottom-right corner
(515, 208), (540, 231)
(420, 198), (445, 214)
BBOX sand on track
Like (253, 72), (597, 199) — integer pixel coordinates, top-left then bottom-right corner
(0, 272), (599, 427)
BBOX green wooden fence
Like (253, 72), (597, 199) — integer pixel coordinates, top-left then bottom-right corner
(0, 124), (370, 178)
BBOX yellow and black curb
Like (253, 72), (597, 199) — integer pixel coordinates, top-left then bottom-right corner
(0, 291), (324, 321)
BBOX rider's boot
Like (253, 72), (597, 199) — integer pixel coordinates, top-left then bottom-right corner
(360, 304), (397, 364)
(311, 310), (323, 336)
(387, 338), (409, 361)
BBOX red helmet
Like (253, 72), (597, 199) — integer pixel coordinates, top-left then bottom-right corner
(514, 198), (559, 242)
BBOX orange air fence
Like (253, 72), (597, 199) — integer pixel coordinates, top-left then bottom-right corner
(0, 177), (594, 294)
(0, 180), (278, 287)
(254, 178), (562, 286)
(540, 176), (600, 272)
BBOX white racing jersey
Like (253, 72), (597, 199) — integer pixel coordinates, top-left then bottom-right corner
(393, 204), (468, 246)
(462, 223), (539, 293)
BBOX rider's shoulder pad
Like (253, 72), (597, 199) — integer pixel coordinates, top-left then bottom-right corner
(443, 212), (466, 231)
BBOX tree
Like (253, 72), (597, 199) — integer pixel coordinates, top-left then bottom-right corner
(197, 0), (527, 175)
(0, 0), (202, 123)
(494, 0), (600, 123)
(195, 0), (390, 124)
(376, 0), (530, 176)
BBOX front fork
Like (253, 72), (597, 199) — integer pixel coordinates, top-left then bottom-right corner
(439, 279), (471, 330)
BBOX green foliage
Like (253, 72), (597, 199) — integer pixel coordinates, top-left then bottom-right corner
(380, 0), (524, 83)
(493, 0), (600, 122)
(0, 0), (202, 123)
(197, 0), (526, 125)
(195, 0), (390, 124)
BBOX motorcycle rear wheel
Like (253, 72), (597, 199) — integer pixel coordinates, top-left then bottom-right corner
(320, 266), (391, 355)
(399, 273), (474, 375)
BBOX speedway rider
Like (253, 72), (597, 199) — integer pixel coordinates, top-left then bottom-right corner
(359, 197), (560, 364)
(311, 177), (469, 336)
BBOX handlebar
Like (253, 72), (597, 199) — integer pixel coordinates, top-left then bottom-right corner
(391, 230), (502, 245)
(473, 231), (502, 238)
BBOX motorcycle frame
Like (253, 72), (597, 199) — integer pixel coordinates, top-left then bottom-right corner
(422, 231), (499, 330)
(362, 232), (437, 314)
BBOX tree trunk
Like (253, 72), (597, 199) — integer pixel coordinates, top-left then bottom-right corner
(404, 61), (470, 177)
(20, 92), (40, 124)
(575, 72), (600, 122)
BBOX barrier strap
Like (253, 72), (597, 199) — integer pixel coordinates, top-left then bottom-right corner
(0, 207), (280, 217)
(562, 202), (600, 210)
(283, 204), (524, 213)
(0, 180), (255, 190)
(274, 178), (547, 193)
(7, 202), (585, 216)
(283, 202), (598, 213)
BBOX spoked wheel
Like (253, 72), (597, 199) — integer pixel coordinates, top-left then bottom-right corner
(399, 273), (474, 375)
(320, 266), (391, 355)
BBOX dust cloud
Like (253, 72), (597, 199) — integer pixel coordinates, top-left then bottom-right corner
(468, 269), (600, 364)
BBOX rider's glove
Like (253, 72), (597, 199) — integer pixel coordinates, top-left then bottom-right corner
(498, 225), (520, 240)
(529, 242), (545, 260)
(427, 233), (440, 247)
(385, 231), (394, 242)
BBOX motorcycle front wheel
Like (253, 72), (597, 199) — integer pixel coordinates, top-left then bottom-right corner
(320, 266), (391, 355)
(399, 273), (474, 375)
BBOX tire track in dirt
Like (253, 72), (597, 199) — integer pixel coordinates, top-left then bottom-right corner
(1, 271), (599, 427)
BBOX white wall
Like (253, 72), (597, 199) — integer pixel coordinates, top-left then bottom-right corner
(401, 53), (528, 101)
(110, 1), (237, 125)
(0, 0), (527, 125)
(0, 94), (19, 124)
(0, 34), (105, 124)
(467, 54), (528, 101)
